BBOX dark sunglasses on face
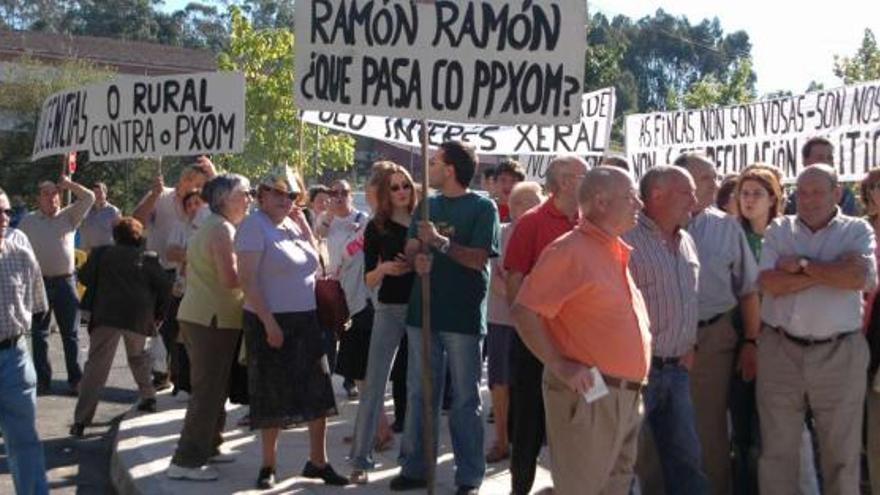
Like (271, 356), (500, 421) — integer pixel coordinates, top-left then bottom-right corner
(259, 187), (298, 201)
(0, 209), (12, 217)
(390, 183), (412, 193)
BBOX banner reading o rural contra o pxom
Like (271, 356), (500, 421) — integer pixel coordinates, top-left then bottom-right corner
(295, 0), (586, 126)
(32, 71), (245, 162)
(625, 79), (880, 181)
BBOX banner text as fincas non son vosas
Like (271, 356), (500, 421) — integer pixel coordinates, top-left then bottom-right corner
(624, 79), (880, 181)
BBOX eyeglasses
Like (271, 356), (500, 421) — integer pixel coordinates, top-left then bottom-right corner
(330, 189), (350, 198)
(390, 183), (412, 193)
(739, 190), (770, 199)
(0, 209), (13, 217)
(259, 187), (298, 201)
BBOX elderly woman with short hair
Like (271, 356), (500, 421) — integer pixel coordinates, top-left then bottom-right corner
(167, 173), (251, 482)
(70, 217), (171, 437)
(236, 166), (348, 489)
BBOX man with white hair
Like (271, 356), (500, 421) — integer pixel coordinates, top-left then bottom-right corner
(512, 167), (651, 495)
(757, 164), (876, 494)
(19, 175), (95, 395)
(503, 155), (586, 495)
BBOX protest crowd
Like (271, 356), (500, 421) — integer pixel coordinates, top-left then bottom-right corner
(2, 134), (880, 495)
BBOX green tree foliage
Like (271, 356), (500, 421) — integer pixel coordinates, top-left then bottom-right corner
(586, 10), (754, 113)
(216, 7), (353, 179)
(834, 29), (880, 84)
(670, 57), (756, 109)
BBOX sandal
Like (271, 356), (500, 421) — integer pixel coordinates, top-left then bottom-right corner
(485, 445), (510, 463)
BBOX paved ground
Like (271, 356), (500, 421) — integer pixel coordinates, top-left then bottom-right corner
(0, 325), (554, 493)
(0, 325), (134, 494)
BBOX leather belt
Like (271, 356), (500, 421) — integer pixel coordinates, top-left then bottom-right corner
(0, 334), (21, 350)
(698, 312), (724, 328)
(651, 356), (681, 368)
(603, 374), (646, 392)
(769, 325), (856, 347)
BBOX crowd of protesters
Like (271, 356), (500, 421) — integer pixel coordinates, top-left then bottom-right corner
(3, 135), (880, 495)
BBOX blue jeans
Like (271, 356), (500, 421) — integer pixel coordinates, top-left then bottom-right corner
(349, 303), (408, 470)
(399, 327), (485, 488)
(644, 363), (708, 495)
(31, 275), (82, 387)
(0, 338), (49, 494)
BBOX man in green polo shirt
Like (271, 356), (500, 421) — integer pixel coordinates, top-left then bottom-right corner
(390, 141), (499, 495)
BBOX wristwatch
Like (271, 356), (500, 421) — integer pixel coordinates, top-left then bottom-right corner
(437, 237), (451, 254)
(798, 257), (810, 272)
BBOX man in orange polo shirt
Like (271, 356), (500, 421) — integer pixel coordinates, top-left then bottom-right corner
(512, 166), (652, 495)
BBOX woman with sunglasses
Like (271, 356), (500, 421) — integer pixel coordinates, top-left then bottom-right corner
(321, 179), (375, 400)
(235, 166), (348, 489)
(349, 162), (417, 484)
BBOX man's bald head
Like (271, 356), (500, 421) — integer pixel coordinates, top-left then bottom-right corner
(579, 167), (642, 236)
(578, 166), (632, 206)
(796, 163), (837, 188)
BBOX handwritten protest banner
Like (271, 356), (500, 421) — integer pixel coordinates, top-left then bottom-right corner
(32, 72), (245, 162)
(302, 88), (615, 155)
(294, 0), (586, 126)
(625, 79), (880, 181)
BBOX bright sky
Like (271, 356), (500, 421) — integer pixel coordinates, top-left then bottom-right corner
(159, 0), (879, 96)
(590, 0), (880, 95)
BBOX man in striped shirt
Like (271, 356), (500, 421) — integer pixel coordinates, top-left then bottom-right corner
(624, 166), (708, 493)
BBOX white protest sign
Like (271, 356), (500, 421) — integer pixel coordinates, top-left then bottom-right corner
(625, 79), (880, 181)
(32, 72), (245, 162)
(302, 88), (616, 156)
(294, 0), (586, 126)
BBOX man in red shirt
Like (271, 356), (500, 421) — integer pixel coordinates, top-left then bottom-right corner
(503, 155), (586, 495)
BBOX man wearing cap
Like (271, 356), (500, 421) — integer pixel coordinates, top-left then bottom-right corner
(390, 141), (499, 495)
(19, 175), (95, 395)
(757, 164), (876, 493)
(0, 186), (50, 494)
(503, 155), (586, 495)
(674, 152), (760, 495)
(512, 166), (651, 495)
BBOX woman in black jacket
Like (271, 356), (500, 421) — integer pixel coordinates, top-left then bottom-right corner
(70, 217), (171, 437)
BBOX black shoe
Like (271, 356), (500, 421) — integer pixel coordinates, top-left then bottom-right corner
(455, 486), (479, 495)
(256, 466), (275, 489)
(301, 461), (349, 486)
(391, 420), (404, 433)
(389, 475), (428, 491)
(137, 398), (157, 413)
(69, 422), (85, 438)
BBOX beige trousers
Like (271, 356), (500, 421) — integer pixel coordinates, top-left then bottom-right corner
(543, 370), (643, 495)
(868, 384), (880, 492)
(756, 329), (867, 495)
(690, 312), (738, 495)
(74, 325), (154, 425)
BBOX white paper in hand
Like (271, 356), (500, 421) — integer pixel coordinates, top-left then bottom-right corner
(582, 367), (609, 404)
